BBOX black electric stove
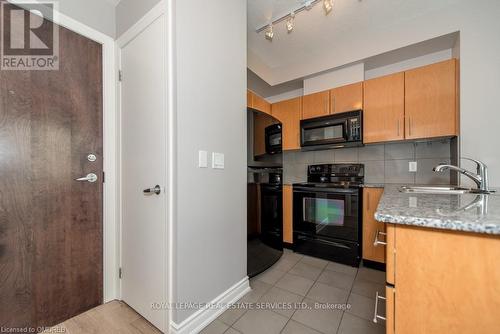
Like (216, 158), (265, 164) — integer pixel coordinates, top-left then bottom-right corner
(292, 164), (364, 267)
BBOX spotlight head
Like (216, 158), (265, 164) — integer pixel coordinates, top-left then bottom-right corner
(323, 0), (333, 14)
(265, 24), (274, 41)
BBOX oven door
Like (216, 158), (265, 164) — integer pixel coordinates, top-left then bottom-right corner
(293, 186), (359, 241)
(265, 124), (282, 154)
(261, 184), (283, 250)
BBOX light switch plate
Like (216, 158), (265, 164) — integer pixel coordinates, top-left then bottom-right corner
(198, 150), (208, 168)
(409, 161), (418, 172)
(212, 152), (224, 169)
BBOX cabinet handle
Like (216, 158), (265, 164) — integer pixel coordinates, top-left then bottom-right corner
(367, 193), (370, 210)
(331, 95), (335, 114)
(373, 230), (387, 246)
(373, 291), (387, 323)
(409, 116), (412, 137)
(397, 119), (400, 137)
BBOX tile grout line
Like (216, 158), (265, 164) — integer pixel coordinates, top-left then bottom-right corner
(278, 255), (323, 334)
(335, 267), (360, 334)
(279, 259), (333, 334)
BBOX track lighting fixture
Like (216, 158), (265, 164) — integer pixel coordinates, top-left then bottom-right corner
(265, 24), (274, 41)
(286, 12), (295, 33)
(323, 0), (333, 14)
(256, 0), (338, 41)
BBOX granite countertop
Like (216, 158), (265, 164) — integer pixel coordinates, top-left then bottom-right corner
(375, 185), (500, 235)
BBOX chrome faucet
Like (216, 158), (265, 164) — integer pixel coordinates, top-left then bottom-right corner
(433, 158), (491, 193)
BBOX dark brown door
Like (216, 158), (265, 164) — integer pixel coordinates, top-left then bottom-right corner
(0, 6), (103, 330)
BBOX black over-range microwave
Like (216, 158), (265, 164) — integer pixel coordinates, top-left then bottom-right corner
(300, 110), (363, 150)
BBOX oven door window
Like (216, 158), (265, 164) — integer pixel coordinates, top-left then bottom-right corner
(304, 198), (344, 229)
(303, 123), (345, 145)
(294, 190), (359, 241)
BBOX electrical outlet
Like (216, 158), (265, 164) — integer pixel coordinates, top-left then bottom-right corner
(409, 161), (418, 172)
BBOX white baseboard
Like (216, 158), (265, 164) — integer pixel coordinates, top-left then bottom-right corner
(169, 277), (251, 334)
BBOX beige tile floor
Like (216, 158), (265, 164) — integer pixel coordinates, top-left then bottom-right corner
(206, 249), (386, 334)
(45, 250), (385, 334)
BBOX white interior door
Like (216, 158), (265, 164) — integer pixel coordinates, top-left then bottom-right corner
(120, 15), (167, 332)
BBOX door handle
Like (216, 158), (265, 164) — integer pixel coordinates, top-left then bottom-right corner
(373, 230), (387, 246)
(75, 173), (98, 183)
(373, 291), (387, 323)
(143, 185), (161, 195)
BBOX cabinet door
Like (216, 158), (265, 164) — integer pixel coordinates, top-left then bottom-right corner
(283, 185), (293, 244)
(362, 188), (385, 263)
(405, 59), (458, 139)
(330, 82), (363, 114)
(271, 97), (302, 150)
(386, 285), (395, 334)
(253, 112), (273, 156)
(394, 226), (500, 333)
(363, 73), (405, 143)
(386, 224), (395, 285)
(302, 90), (330, 119)
(253, 94), (271, 115)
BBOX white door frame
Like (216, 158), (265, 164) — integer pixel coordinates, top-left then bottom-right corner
(7, 1), (119, 302)
(116, 0), (173, 330)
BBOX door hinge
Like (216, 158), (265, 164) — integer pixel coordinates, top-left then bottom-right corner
(119, 70), (123, 82)
(102, 171), (105, 183)
(119, 267), (123, 279)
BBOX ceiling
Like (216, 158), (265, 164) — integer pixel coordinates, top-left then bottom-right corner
(103, 0), (122, 6)
(247, 0), (461, 85)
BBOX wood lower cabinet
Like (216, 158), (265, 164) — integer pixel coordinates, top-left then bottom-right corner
(385, 225), (500, 334)
(330, 82), (363, 114)
(283, 185), (293, 244)
(363, 73), (405, 143)
(405, 59), (458, 139)
(302, 90), (330, 119)
(271, 97), (302, 150)
(362, 188), (385, 263)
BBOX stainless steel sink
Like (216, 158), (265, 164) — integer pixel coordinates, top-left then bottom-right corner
(399, 185), (473, 194)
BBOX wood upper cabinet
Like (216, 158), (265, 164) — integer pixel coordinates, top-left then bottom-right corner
(247, 90), (254, 107)
(247, 89), (271, 115)
(302, 90), (330, 120)
(330, 82), (363, 114)
(272, 97), (302, 150)
(388, 225), (500, 334)
(253, 112), (274, 156)
(363, 72), (405, 143)
(362, 188), (385, 263)
(405, 59), (458, 139)
(283, 185), (293, 244)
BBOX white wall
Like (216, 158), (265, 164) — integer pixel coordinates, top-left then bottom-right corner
(116, 0), (161, 37)
(173, 0), (247, 325)
(303, 63), (365, 95)
(365, 49), (452, 80)
(20, 0), (116, 37)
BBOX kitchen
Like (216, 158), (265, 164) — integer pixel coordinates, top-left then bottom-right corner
(2, 1), (499, 334)
(240, 1), (500, 333)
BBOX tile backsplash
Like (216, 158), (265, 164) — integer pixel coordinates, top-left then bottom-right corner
(284, 139), (452, 185)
